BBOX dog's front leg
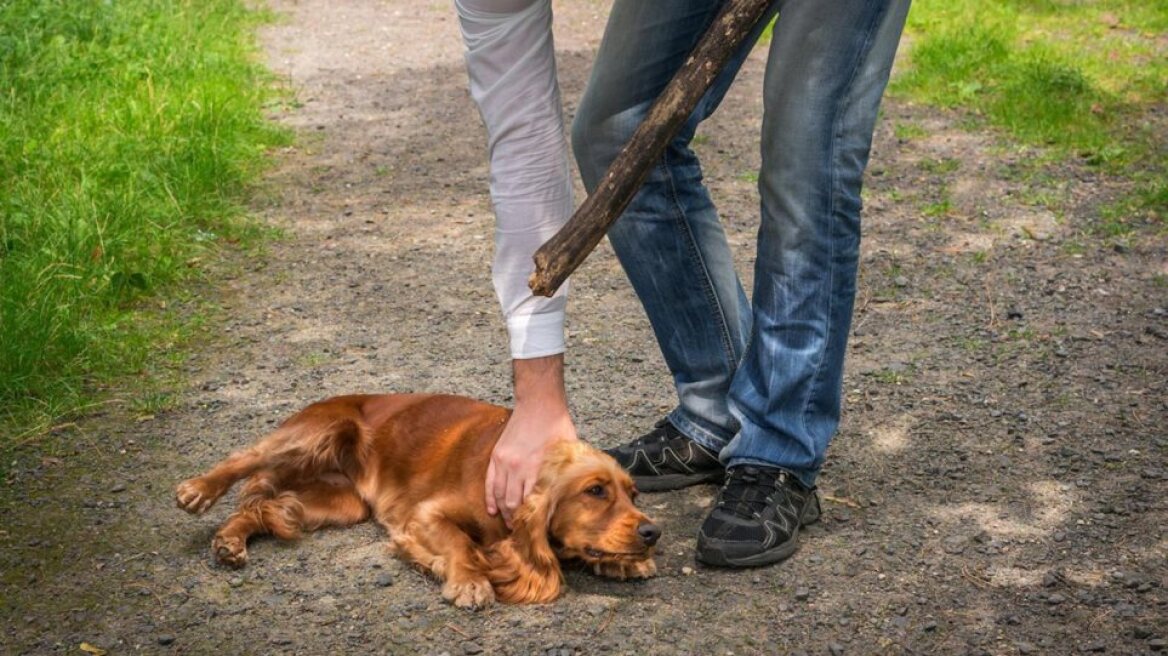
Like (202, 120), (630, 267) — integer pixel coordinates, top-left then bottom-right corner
(388, 512), (495, 610)
(591, 558), (657, 580)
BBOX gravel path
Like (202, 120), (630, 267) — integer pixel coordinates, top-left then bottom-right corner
(2, 1), (1165, 654)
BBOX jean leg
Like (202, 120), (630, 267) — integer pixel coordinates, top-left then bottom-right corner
(572, 0), (779, 448)
(722, 0), (910, 487)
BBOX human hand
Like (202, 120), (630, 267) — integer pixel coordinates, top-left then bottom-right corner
(486, 355), (578, 527)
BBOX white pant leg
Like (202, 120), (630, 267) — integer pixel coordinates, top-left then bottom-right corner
(456, 0), (572, 359)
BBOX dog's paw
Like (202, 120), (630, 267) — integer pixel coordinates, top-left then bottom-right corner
(592, 558), (657, 580)
(176, 477), (225, 515)
(211, 534), (248, 568)
(442, 577), (495, 610)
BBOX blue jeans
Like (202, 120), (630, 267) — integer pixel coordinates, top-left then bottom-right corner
(572, 0), (910, 488)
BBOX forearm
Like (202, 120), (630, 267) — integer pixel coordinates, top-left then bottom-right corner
(457, 0), (572, 359)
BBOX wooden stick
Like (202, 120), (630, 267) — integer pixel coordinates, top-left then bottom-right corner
(528, 0), (772, 297)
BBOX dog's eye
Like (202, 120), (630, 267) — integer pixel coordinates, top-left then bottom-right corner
(585, 484), (606, 498)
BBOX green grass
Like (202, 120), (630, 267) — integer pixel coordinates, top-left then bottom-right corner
(0, 0), (289, 442)
(891, 0), (1167, 233)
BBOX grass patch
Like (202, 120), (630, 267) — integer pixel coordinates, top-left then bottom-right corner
(0, 0), (289, 443)
(892, 1), (1167, 232)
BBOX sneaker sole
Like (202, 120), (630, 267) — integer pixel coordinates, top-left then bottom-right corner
(694, 494), (822, 568)
(633, 469), (725, 492)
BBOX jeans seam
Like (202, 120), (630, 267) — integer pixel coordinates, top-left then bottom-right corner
(799, 4), (888, 445)
(660, 147), (739, 374)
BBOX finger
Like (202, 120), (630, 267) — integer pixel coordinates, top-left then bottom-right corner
(495, 467), (512, 526)
(485, 459), (498, 516)
(503, 472), (523, 525)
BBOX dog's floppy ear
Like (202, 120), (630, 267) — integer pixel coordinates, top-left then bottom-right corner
(485, 488), (563, 604)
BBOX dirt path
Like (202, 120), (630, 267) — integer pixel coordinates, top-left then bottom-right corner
(3, 1), (1166, 654)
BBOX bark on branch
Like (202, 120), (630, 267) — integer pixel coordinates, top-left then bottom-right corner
(528, 0), (772, 297)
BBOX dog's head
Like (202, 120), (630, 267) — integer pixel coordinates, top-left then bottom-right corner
(489, 441), (659, 603)
(538, 441), (659, 571)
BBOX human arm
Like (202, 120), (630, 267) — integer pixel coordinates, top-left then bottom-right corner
(455, 0), (578, 523)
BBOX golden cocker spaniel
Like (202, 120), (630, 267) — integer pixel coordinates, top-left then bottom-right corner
(176, 393), (659, 607)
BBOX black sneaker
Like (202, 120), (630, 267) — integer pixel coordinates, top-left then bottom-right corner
(604, 418), (725, 492)
(695, 465), (821, 567)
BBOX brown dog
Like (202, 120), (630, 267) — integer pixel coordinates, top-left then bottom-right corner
(176, 393), (659, 607)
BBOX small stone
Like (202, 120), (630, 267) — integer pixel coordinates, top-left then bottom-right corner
(923, 621), (938, 632)
(829, 643), (845, 656)
(1016, 642), (1036, 654)
(942, 536), (967, 555)
(1079, 642), (1106, 652)
(228, 577), (244, 588)
(110, 483), (127, 493)
(157, 635), (175, 646)
(462, 642), (483, 655)
(1046, 593), (1065, 605)
(269, 635), (293, 646)
(374, 572), (394, 587)
(894, 276), (909, 287)
(1149, 638), (1167, 652)
(681, 566), (694, 576)
(794, 587), (810, 601)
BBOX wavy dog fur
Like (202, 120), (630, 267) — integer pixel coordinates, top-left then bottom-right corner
(176, 394), (658, 607)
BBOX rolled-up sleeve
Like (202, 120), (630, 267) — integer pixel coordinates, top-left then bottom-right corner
(456, 0), (572, 359)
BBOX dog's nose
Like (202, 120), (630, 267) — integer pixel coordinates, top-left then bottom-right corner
(637, 522), (661, 546)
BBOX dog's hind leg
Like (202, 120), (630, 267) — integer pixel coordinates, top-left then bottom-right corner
(176, 446), (269, 515)
(178, 417), (362, 515)
(211, 473), (368, 568)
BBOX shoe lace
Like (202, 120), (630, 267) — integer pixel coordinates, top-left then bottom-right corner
(717, 467), (788, 519)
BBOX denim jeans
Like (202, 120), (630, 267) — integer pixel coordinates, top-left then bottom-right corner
(572, 0), (910, 488)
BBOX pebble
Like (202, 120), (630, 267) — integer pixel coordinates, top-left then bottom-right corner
(942, 536), (967, 555)
(269, 635), (293, 645)
(110, 483), (127, 493)
(1149, 638), (1167, 652)
(462, 642), (483, 655)
(794, 587), (810, 601)
(157, 634), (175, 646)
(681, 566), (694, 576)
(1016, 642), (1036, 655)
(228, 577), (244, 588)
(828, 643), (845, 656)
(374, 572), (394, 587)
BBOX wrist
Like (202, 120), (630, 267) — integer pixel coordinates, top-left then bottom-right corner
(511, 354), (568, 406)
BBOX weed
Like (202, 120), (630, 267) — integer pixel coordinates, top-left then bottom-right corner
(919, 158), (961, 175)
(892, 1), (1167, 226)
(923, 196), (954, 219)
(0, 0), (289, 443)
(894, 121), (928, 141)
